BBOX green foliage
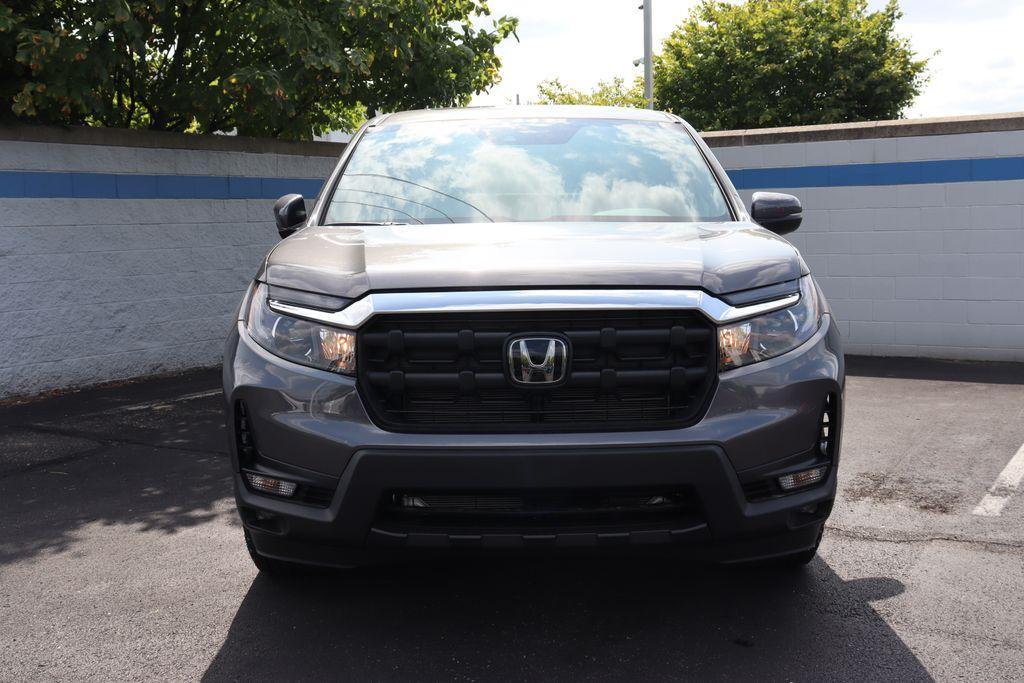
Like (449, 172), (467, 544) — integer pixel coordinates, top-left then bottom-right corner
(0, 0), (517, 139)
(535, 77), (646, 108)
(653, 0), (928, 130)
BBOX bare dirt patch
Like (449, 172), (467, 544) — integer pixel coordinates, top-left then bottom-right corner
(843, 471), (962, 514)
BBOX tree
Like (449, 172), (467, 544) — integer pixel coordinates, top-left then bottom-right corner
(535, 77), (645, 108)
(0, 0), (517, 139)
(653, 0), (928, 131)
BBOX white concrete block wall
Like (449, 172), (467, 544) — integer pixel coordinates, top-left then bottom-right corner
(708, 121), (1024, 362)
(0, 127), (342, 398)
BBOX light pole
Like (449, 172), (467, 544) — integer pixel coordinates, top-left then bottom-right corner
(642, 0), (653, 109)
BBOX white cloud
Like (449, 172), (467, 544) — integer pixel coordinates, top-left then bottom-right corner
(885, 1), (1024, 117)
(473, 0), (1024, 119)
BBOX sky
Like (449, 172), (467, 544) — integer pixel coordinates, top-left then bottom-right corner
(471, 0), (1024, 119)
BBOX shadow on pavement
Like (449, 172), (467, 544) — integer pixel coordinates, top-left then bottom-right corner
(203, 557), (932, 681)
(0, 390), (231, 565)
(846, 354), (1024, 385)
(0, 443), (232, 565)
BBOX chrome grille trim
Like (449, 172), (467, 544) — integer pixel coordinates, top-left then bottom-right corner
(267, 288), (801, 329)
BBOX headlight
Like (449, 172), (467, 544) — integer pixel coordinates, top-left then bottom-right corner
(245, 282), (356, 375)
(718, 276), (822, 371)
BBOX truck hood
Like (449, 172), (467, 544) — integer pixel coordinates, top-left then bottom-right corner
(261, 222), (808, 299)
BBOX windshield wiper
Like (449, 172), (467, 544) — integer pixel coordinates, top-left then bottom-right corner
(344, 173), (494, 223)
(333, 188), (455, 223)
(326, 201), (424, 225)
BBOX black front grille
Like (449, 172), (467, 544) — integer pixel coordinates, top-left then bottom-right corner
(378, 489), (700, 532)
(357, 309), (717, 432)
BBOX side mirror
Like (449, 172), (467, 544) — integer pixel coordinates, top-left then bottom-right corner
(273, 194), (307, 239)
(750, 192), (802, 235)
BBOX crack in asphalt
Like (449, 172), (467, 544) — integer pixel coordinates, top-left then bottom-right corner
(826, 524), (1024, 553)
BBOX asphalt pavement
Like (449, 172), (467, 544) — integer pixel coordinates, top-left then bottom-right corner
(1, 359), (1022, 681)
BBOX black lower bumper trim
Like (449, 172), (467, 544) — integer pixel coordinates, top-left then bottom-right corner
(367, 521), (710, 549)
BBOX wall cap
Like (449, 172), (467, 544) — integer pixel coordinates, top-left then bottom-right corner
(700, 111), (1024, 147)
(5, 111), (1024, 153)
(0, 122), (345, 157)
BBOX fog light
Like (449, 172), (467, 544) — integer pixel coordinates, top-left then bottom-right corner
(244, 471), (297, 497)
(778, 465), (828, 491)
(399, 495), (428, 508)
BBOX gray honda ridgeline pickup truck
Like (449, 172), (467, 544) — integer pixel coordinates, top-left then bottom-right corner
(224, 105), (844, 574)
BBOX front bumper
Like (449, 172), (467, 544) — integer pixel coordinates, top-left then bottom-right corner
(224, 314), (844, 567)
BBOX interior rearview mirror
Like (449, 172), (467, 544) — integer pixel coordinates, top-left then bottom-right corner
(273, 194), (307, 239)
(750, 192), (802, 235)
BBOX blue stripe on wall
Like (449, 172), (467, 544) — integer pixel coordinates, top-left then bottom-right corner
(1, 156), (1024, 199)
(726, 155), (1024, 190)
(0, 171), (324, 199)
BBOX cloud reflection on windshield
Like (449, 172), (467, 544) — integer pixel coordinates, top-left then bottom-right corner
(326, 119), (731, 225)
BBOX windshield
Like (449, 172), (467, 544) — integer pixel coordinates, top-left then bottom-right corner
(324, 117), (732, 225)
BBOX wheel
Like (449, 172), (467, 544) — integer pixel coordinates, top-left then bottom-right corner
(244, 528), (305, 577)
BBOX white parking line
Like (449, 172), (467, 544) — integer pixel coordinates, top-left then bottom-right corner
(972, 442), (1024, 517)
